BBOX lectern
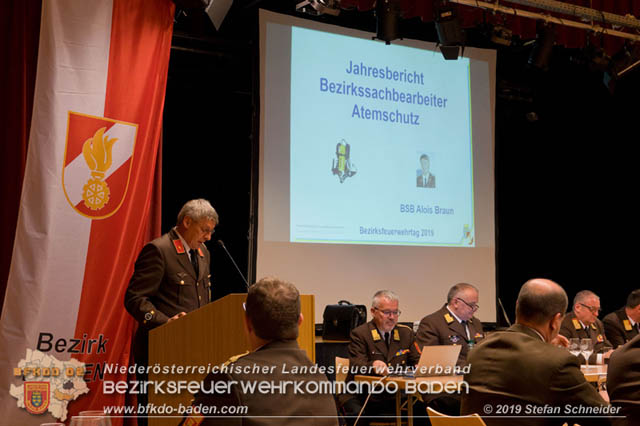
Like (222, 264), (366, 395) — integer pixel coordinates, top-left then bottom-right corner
(148, 293), (315, 426)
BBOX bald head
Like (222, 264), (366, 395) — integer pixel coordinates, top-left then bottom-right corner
(516, 279), (568, 325)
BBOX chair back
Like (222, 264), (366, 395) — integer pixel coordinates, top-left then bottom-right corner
(335, 356), (349, 383)
(427, 407), (487, 426)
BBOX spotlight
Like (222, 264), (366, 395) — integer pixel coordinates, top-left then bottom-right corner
(435, 2), (464, 60)
(604, 44), (640, 93)
(375, 0), (401, 45)
(491, 25), (513, 47)
(296, 0), (340, 17)
(528, 23), (555, 71)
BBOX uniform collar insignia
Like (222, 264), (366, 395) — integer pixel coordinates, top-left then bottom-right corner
(623, 319), (633, 331)
(172, 239), (186, 254)
(393, 329), (400, 341)
(572, 318), (581, 330)
(371, 328), (381, 341)
(183, 414), (204, 426)
(223, 351), (250, 367)
(444, 313), (454, 324)
(197, 247), (204, 257)
(590, 323), (597, 330)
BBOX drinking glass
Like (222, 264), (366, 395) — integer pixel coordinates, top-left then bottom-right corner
(580, 338), (593, 366)
(70, 410), (111, 426)
(69, 417), (107, 426)
(568, 338), (581, 358)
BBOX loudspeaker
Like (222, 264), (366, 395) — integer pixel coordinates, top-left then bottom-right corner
(205, 0), (233, 30)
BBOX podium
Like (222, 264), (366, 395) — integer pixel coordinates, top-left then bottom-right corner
(148, 293), (316, 425)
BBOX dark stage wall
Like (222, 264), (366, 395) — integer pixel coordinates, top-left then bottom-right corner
(3, 4), (636, 324)
(161, 9), (638, 324)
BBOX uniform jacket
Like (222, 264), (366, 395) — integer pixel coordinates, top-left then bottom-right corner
(607, 334), (640, 426)
(182, 340), (339, 426)
(347, 320), (420, 380)
(602, 308), (639, 348)
(124, 228), (211, 362)
(461, 324), (610, 426)
(415, 305), (484, 366)
(559, 313), (612, 364)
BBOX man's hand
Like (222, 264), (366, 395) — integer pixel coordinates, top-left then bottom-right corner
(551, 334), (569, 347)
(372, 360), (389, 376)
(168, 312), (187, 323)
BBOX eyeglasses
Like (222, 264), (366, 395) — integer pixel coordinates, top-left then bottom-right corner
(579, 303), (600, 314)
(374, 307), (401, 317)
(198, 224), (215, 235)
(456, 297), (480, 311)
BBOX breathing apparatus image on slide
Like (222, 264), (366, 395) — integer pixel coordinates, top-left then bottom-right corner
(331, 139), (357, 183)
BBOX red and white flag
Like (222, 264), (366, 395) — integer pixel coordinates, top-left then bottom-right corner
(0, 0), (174, 424)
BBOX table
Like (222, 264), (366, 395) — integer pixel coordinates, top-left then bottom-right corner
(581, 364), (607, 382)
(355, 375), (464, 426)
(355, 367), (606, 425)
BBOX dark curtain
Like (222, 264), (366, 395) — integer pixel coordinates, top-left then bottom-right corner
(0, 0), (42, 314)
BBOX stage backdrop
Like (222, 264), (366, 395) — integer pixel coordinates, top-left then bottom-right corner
(0, 0), (173, 424)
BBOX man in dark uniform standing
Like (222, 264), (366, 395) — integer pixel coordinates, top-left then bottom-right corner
(125, 198), (218, 423)
(603, 289), (640, 348)
(559, 290), (613, 364)
(345, 290), (421, 424)
(181, 277), (339, 426)
(416, 283), (484, 367)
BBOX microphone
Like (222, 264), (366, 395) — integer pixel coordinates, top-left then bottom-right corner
(217, 240), (250, 291)
(498, 297), (512, 327)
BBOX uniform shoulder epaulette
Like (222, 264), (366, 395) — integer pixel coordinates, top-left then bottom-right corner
(222, 351), (250, 367)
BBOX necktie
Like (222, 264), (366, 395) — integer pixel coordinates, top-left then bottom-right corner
(189, 249), (199, 278)
(384, 332), (390, 346)
(462, 320), (470, 340)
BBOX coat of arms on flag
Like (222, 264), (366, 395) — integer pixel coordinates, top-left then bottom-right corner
(24, 382), (50, 415)
(62, 111), (138, 219)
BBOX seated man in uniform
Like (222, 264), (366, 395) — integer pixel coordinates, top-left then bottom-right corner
(607, 334), (640, 426)
(416, 283), (484, 367)
(560, 290), (613, 364)
(603, 289), (640, 348)
(181, 277), (339, 425)
(344, 290), (421, 425)
(462, 279), (610, 426)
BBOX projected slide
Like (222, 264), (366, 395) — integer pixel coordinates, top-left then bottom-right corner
(289, 27), (474, 247)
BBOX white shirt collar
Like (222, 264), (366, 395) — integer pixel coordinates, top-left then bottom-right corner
(446, 306), (465, 324)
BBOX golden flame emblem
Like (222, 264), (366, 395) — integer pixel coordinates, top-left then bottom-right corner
(81, 127), (118, 210)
